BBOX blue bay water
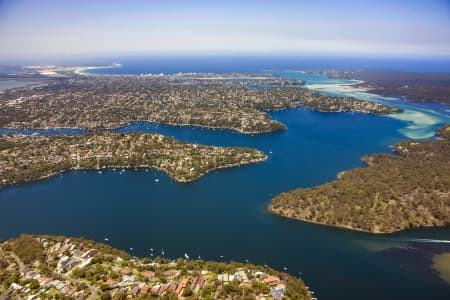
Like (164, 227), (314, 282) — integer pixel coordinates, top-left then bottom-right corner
(1, 57), (450, 300)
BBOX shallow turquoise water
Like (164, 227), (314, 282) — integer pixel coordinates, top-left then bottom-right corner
(1, 65), (450, 299)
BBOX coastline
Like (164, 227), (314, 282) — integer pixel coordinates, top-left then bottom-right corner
(73, 65), (119, 75)
(268, 205), (450, 235)
(0, 155), (268, 189)
(0, 120), (286, 135)
(0, 104), (400, 135)
(268, 205), (388, 234)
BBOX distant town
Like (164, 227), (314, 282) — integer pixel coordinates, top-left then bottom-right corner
(0, 235), (312, 300)
(0, 67), (401, 134)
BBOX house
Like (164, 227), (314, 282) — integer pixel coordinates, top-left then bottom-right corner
(25, 271), (41, 280)
(129, 286), (140, 297)
(271, 284), (286, 300)
(168, 282), (178, 292)
(190, 276), (198, 290)
(81, 249), (96, 258)
(121, 268), (131, 275)
(151, 285), (160, 294)
(122, 275), (135, 283)
(262, 276), (280, 286)
(139, 285), (150, 295)
(218, 274), (229, 282)
(193, 277), (205, 292)
(159, 284), (169, 294)
(142, 271), (155, 279)
(105, 279), (116, 286)
(176, 278), (188, 295)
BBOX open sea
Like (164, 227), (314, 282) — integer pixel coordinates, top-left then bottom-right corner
(1, 56), (450, 300)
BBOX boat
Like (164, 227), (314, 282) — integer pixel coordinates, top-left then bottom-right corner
(104, 237), (109, 242)
(155, 178), (159, 182)
(184, 253), (189, 259)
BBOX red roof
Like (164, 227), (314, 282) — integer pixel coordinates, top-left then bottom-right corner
(142, 271), (155, 279)
(105, 279), (116, 286)
(263, 276), (280, 285)
(176, 278), (188, 295)
(121, 268), (131, 275)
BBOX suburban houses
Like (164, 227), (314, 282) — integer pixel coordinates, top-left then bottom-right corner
(0, 235), (312, 299)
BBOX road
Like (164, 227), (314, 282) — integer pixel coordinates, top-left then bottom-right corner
(10, 252), (27, 275)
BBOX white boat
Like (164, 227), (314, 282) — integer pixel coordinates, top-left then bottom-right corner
(155, 178), (159, 182)
(104, 237), (109, 242)
(184, 253), (189, 259)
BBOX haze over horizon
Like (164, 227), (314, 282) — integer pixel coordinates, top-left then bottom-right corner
(1, 0), (450, 59)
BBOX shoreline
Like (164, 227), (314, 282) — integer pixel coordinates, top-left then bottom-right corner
(73, 65), (119, 75)
(267, 206), (450, 235)
(0, 155), (267, 189)
(0, 120), (286, 135)
(0, 104), (401, 136)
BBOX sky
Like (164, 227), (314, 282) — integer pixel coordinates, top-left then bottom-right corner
(0, 0), (450, 58)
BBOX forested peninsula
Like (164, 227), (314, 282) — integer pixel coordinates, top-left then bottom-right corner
(269, 125), (450, 234)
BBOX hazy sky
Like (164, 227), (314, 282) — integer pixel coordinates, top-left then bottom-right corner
(1, 0), (450, 57)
